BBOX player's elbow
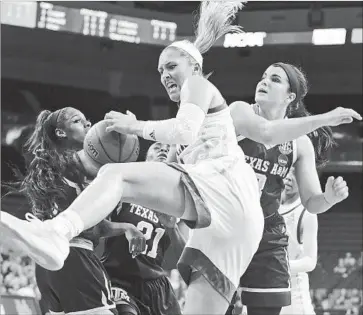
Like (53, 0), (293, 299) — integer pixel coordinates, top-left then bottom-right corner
(306, 257), (317, 272)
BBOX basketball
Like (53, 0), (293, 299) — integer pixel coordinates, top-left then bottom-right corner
(83, 120), (140, 165)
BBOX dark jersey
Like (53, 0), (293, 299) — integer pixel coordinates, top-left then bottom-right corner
(238, 137), (295, 225)
(57, 178), (97, 244)
(102, 203), (171, 283)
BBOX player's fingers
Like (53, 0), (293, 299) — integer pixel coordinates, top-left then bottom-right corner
(105, 126), (115, 133)
(129, 243), (136, 254)
(333, 176), (343, 186)
(126, 110), (136, 118)
(104, 112), (115, 119)
(334, 180), (347, 191)
(105, 111), (121, 120)
(344, 108), (362, 120)
(134, 239), (142, 253)
(326, 176), (335, 187)
(336, 186), (349, 197)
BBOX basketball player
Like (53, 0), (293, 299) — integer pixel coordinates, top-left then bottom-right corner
(226, 62), (358, 315)
(279, 167), (317, 315)
(4, 107), (147, 315)
(2, 3), (360, 313)
(102, 142), (184, 315)
(1, 3), (266, 314)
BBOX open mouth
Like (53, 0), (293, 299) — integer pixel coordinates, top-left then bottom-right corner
(166, 82), (178, 93)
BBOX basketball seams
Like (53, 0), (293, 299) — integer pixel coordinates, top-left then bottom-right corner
(84, 121), (139, 165)
(84, 148), (104, 167)
(95, 125), (117, 163)
(120, 136), (139, 162)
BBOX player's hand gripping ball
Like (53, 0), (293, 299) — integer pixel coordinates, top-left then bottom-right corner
(125, 226), (147, 258)
(83, 119), (139, 166)
(324, 176), (349, 205)
(104, 110), (138, 135)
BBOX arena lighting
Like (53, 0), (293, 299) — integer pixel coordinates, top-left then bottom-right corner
(312, 28), (347, 45)
(351, 28), (363, 44)
(223, 32), (267, 48)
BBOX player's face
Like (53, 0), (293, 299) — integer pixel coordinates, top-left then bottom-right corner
(255, 65), (294, 109)
(146, 142), (170, 162)
(59, 108), (91, 147)
(158, 48), (194, 102)
(283, 168), (299, 195)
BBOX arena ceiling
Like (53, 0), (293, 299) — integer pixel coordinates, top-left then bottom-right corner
(132, 1), (360, 14)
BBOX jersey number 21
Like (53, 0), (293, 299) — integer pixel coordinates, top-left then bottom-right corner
(136, 221), (165, 259)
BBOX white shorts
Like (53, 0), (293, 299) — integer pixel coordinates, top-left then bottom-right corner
(168, 156), (264, 303)
(280, 273), (315, 315)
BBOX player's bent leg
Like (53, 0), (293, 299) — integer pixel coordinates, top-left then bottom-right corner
(60, 161), (198, 231)
(183, 273), (230, 315)
(0, 162), (198, 270)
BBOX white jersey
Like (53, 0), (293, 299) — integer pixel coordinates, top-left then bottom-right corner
(173, 103), (264, 298)
(280, 198), (316, 315)
(176, 105), (244, 165)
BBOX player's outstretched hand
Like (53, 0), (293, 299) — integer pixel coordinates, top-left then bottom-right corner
(104, 110), (138, 134)
(125, 226), (146, 258)
(323, 107), (362, 126)
(324, 176), (349, 206)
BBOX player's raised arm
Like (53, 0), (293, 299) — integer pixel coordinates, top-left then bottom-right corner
(231, 101), (361, 146)
(104, 77), (212, 145)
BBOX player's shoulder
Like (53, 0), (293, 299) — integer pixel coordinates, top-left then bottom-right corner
(295, 134), (314, 157)
(180, 76), (220, 108)
(181, 76), (217, 96)
(230, 101), (258, 118)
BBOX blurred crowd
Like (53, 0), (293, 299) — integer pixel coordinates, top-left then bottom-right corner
(334, 252), (362, 278)
(0, 244), (40, 299)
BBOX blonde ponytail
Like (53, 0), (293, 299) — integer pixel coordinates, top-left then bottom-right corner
(193, 1), (246, 54)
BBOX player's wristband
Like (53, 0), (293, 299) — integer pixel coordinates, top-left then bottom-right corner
(142, 103), (205, 144)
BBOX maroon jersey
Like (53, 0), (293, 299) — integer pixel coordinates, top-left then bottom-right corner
(238, 137), (296, 226)
(102, 203), (171, 284)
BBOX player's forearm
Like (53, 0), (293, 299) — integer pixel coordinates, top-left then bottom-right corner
(165, 226), (186, 259)
(290, 256), (317, 274)
(97, 221), (135, 238)
(264, 114), (326, 145)
(129, 103), (205, 144)
(304, 193), (333, 214)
